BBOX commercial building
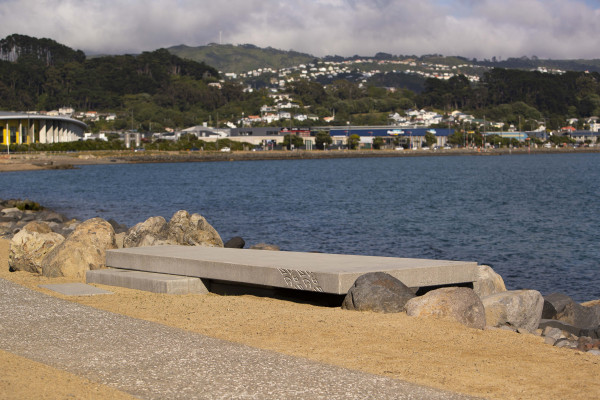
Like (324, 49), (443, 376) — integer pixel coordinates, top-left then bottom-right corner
(0, 111), (87, 146)
(328, 127), (454, 149)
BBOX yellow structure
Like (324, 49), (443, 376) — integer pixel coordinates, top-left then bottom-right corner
(0, 112), (87, 146)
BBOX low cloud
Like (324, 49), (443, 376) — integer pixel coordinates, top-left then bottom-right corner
(0, 0), (599, 59)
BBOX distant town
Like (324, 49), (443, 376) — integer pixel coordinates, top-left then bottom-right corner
(0, 34), (598, 152)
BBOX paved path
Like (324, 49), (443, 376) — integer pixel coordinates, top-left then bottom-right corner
(0, 278), (479, 399)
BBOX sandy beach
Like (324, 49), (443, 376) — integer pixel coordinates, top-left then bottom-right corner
(1, 238), (600, 399)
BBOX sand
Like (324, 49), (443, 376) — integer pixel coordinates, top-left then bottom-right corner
(1, 240), (600, 399)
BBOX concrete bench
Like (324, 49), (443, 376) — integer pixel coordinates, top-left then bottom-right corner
(91, 245), (478, 295)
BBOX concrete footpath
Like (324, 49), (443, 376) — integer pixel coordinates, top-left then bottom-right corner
(0, 278), (479, 399)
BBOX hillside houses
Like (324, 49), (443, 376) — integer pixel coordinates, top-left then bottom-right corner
(229, 57), (483, 89)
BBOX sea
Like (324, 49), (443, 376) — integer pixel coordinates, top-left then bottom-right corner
(1, 152), (599, 302)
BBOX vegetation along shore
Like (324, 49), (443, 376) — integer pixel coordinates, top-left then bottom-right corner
(1, 146), (600, 173)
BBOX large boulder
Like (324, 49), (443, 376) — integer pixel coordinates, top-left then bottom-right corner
(555, 302), (600, 330)
(166, 210), (223, 247)
(404, 287), (486, 329)
(41, 218), (116, 279)
(123, 211), (223, 248)
(123, 216), (168, 248)
(342, 272), (416, 313)
(224, 236), (245, 249)
(482, 290), (544, 332)
(542, 292), (574, 319)
(472, 265), (506, 298)
(8, 221), (65, 274)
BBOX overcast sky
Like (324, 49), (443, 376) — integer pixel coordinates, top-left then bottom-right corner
(1, 0), (600, 59)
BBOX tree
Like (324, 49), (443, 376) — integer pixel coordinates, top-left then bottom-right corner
(372, 136), (384, 149)
(283, 134), (304, 149)
(424, 131), (437, 147)
(448, 130), (465, 146)
(315, 131), (332, 150)
(348, 134), (360, 149)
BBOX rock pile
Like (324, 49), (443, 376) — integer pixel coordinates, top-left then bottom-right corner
(3, 199), (224, 279)
(342, 266), (600, 356)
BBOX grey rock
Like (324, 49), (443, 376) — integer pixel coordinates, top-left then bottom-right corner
(20, 213), (36, 222)
(482, 290), (544, 332)
(556, 302), (600, 330)
(0, 207), (17, 213)
(1, 207), (23, 219)
(342, 272), (415, 313)
(224, 236), (245, 248)
(587, 349), (600, 356)
(36, 210), (67, 223)
(405, 287), (486, 329)
(554, 339), (577, 349)
(114, 232), (126, 249)
(542, 293), (574, 319)
(579, 326), (600, 339)
(538, 319), (583, 337)
(0, 221), (13, 236)
(543, 327), (564, 341)
(107, 218), (128, 234)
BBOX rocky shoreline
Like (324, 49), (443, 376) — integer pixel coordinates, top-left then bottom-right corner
(2, 197), (600, 356)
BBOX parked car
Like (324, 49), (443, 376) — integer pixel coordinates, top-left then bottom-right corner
(443, 145), (452, 150)
(220, 147), (231, 152)
(421, 146), (430, 150)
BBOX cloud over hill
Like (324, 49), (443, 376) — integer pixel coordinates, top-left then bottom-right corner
(1, 0), (600, 59)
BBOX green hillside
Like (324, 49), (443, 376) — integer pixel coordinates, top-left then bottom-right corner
(167, 43), (316, 73)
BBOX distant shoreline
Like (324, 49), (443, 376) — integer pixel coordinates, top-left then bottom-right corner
(1, 147), (599, 172)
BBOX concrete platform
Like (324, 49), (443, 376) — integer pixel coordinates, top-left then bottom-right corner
(106, 246), (478, 295)
(86, 269), (209, 294)
(40, 283), (113, 296)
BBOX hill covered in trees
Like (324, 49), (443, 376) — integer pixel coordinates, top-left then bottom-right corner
(168, 43), (316, 74)
(2, 34), (600, 133)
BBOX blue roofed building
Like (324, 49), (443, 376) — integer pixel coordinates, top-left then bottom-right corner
(568, 130), (600, 144)
(328, 126), (454, 149)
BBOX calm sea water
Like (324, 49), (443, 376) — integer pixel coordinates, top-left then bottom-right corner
(2, 153), (599, 301)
